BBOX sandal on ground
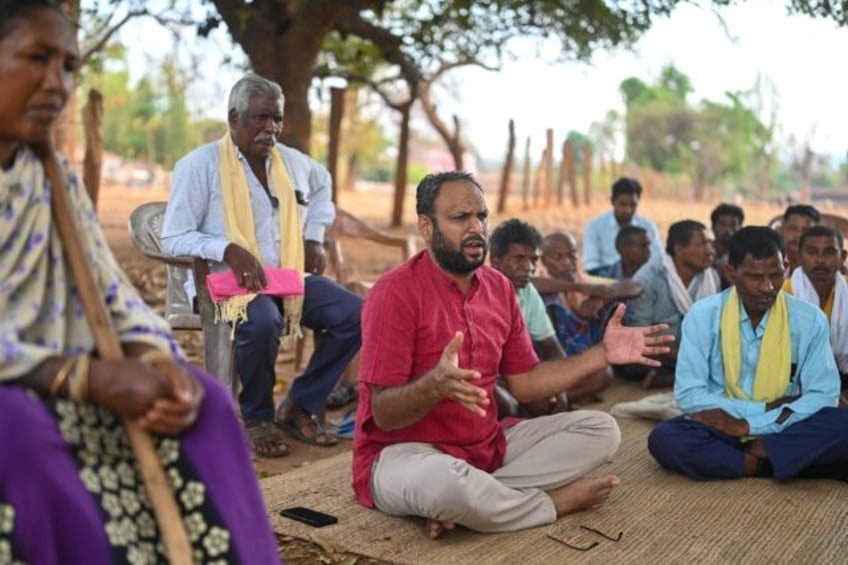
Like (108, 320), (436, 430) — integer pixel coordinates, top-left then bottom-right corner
(246, 422), (289, 458)
(276, 411), (339, 447)
(327, 408), (357, 439)
(326, 381), (359, 409)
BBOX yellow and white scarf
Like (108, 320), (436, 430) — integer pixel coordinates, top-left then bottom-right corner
(787, 269), (848, 372)
(662, 252), (720, 315)
(216, 135), (304, 336)
(720, 288), (791, 401)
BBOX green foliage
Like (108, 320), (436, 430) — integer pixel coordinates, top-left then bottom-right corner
(620, 64), (777, 195)
(79, 48), (225, 166)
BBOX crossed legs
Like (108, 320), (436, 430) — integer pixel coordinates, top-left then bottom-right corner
(371, 411), (621, 536)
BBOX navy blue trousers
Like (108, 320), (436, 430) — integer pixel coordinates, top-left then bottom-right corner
(234, 275), (362, 424)
(648, 408), (848, 481)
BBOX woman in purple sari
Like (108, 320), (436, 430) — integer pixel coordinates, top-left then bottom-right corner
(0, 1), (280, 563)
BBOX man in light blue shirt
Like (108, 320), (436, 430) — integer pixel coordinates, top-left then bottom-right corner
(648, 227), (848, 482)
(582, 177), (663, 277)
(161, 74), (362, 458)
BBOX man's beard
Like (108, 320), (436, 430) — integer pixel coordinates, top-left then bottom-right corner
(430, 221), (487, 274)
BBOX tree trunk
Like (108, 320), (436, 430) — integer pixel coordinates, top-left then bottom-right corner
(82, 89), (104, 209)
(391, 102), (412, 228)
(327, 86), (346, 205)
(212, 0), (370, 153)
(496, 119), (516, 214)
(419, 73), (464, 170)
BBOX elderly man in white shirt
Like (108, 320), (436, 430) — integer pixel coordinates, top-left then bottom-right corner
(161, 74), (362, 458)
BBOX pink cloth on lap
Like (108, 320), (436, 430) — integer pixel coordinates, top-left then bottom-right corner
(205, 268), (304, 302)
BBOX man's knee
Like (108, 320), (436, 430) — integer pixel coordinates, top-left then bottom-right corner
(304, 278), (363, 331)
(569, 410), (621, 455)
(376, 449), (477, 515)
(326, 287), (362, 329)
(591, 411), (621, 459)
(647, 418), (690, 466)
(240, 295), (284, 335)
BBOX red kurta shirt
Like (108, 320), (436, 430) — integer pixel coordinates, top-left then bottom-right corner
(352, 251), (539, 507)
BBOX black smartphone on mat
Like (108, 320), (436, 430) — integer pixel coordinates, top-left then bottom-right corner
(279, 506), (339, 527)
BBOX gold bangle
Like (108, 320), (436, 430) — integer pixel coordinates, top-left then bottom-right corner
(69, 354), (91, 403)
(48, 357), (76, 396)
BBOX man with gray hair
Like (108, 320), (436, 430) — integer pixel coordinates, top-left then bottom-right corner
(162, 74), (362, 458)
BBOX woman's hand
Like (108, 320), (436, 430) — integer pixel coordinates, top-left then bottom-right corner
(89, 357), (204, 436)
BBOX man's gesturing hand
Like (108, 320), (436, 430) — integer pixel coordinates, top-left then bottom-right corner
(428, 332), (489, 417)
(602, 303), (674, 366)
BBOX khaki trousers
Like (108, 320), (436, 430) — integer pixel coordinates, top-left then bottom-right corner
(370, 410), (620, 532)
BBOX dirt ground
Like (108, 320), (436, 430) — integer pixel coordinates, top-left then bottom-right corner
(100, 179), (846, 562)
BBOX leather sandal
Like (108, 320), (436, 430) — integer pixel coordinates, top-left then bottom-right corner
(246, 422), (289, 458)
(276, 411), (339, 447)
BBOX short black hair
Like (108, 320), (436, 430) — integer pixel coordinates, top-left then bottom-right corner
(728, 226), (785, 267)
(799, 224), (844, 251)
(490, 219), (542, 260)
(666, 220), (706, 256)
(611, 177), (642, 200)
(710, 203), (745, 226)
(415, 171), (482, 216)
(0, 0), (63, 39)
(782, 204), (821, 225)
(615, 225), (648, 251)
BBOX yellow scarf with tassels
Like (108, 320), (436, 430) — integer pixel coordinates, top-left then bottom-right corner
(720, 288), (791, 401)
(217, 135), (304, 336)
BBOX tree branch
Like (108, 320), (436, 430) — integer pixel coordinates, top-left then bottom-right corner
(81, 9), (148, 64)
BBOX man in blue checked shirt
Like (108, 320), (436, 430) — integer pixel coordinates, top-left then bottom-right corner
(648, 226), (848, 481)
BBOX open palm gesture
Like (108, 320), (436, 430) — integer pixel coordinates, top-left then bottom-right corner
(602, 304), (674, 366)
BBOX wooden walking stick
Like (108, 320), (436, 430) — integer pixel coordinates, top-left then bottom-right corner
(36, 144), (192, 564)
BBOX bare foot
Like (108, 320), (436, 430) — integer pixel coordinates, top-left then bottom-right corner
(548, 475), (621, 517)
(426, 518), (455, 540)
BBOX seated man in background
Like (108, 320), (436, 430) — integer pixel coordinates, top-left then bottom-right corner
(582, 177), (663, 277)
(610, 225), (652, 279)
(782, 225), (848, 395)
(620, 220), (720, 387)
(648, 227), (848, 482)
(538, 231), (641, 398)
(778, 204), (821, 276)
(710, 203), (745, 289)
(489, 220), (590, 416)
(353, 171), (673, 539)
(161, 74), (362, 457)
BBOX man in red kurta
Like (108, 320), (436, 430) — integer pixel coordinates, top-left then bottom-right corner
(352, 171), (673, 539)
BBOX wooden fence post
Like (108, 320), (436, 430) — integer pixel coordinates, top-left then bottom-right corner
(582, 142), (592, 206)
(521, 136), (531, 211)
(544, 129), (554, 206)
(497, 119), (516, 214)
